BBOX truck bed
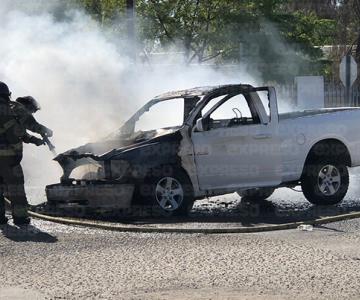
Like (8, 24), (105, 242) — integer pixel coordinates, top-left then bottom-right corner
(279, 107), (360, 121)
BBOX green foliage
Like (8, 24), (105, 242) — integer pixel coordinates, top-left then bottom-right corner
(278, 12), (336, 46)
(70, 0), (340, 81)
(135, 0), (337, 81)
(137, 0), (245, 62)
(74, 0), (125, 26)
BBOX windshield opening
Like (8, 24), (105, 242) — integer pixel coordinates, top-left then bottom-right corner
(134, 98), (185, 132)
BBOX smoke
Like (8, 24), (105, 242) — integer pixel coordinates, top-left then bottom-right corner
(0, 5), (132, 203)
(0, 1), (259, 204)
(0, 1), (322, 205)
(1, 2), (356, 213)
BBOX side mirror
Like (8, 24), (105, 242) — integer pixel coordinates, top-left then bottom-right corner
(195, 118), (205, 132)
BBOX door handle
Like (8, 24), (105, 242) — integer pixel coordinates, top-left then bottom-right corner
(253, 134), (272, 140)
(196, 151), (209, 156)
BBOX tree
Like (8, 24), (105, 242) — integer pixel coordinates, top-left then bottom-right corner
(74, 0), (125, 27)
(137, 0), (255, 64)
(66, 0), (338, 81)
(288, 0), (337, 18)
(135, 0), (335, 81)
(336, 0), (360, 58)
(348, 0), (360, 60)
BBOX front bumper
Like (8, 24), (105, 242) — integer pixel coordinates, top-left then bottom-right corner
(46, 181), (135, 210)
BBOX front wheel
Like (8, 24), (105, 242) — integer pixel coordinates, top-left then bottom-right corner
(141, 166), (195, 217)
(301, 160), (349, 205)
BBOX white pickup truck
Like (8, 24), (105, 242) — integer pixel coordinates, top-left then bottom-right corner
(46, 84), (360, 216)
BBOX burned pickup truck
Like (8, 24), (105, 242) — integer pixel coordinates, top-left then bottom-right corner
(45, 84), (360, 216)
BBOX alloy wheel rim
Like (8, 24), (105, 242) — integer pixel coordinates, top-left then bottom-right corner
(317, 165), (341, 196)
(155, 177), (184, 211)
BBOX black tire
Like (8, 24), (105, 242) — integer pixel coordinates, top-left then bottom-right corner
(237, 188), (275, 203)
(301, 158), (349, 205)
(139, 165), (195, 217)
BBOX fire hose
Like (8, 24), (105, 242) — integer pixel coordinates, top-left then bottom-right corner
(5, 197), (360, 233)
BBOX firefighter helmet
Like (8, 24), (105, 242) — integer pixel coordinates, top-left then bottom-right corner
(0, 81), (11, 97)
(16, 96), (41, 113)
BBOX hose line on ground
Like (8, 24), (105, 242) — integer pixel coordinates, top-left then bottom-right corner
(4, 198), (360, 234)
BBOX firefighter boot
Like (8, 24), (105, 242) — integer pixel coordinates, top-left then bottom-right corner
(12, 205), (30, 225)
(0, 196), (7, 225)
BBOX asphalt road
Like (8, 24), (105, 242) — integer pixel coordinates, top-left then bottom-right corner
(2, 170), (360, 299)
(2, 186), (360, 300)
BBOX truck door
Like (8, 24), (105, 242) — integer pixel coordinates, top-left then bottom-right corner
(191, 89), (282, 191)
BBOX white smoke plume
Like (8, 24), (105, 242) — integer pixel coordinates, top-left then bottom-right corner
(4, 1), (356, 208)
(0, 1), (259, 204)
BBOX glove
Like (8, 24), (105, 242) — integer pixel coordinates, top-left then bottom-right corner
(31, 137), (46, 146)
(44, 128), (53, 137)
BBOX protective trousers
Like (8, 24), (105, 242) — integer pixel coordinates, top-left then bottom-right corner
(0, 156), (28, 219)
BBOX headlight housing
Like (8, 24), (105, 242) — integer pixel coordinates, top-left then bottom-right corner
(69, 162), (105, 180)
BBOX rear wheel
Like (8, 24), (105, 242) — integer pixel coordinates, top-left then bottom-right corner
(237, 188), (275, 203)
(301, 159), (349, 205)
(141, 166), (194, 217)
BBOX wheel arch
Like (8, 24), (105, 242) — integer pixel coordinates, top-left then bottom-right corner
(302, 138), (352, 177)
(144, 162), (193, 183)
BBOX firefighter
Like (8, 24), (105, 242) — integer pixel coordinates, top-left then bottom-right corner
(0, 83), (52, 225)
(0, 82), (29, 225)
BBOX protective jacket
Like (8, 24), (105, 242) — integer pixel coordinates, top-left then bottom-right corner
(0, 97), (26, 156)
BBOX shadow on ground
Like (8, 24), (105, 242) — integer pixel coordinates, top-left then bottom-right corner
(0, 223), (58, 243)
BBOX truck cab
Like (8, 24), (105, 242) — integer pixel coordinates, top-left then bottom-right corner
(189, 86), (281, 193)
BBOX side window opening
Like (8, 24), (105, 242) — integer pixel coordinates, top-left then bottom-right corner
(205, 93), (260, 130)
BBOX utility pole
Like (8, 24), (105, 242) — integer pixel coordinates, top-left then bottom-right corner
(126, 0), (136, 62)
(346, 54), (351, 104)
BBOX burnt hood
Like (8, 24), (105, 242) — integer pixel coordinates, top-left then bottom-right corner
(55, 127), (181, 162)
